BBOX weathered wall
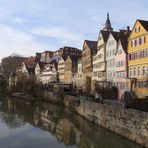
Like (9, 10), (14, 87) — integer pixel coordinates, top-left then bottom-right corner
(65, 96), (148, 147)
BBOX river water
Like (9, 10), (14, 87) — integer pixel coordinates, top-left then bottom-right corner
(0, 97), (144, 148)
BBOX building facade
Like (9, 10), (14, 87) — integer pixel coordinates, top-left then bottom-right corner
(127, 20), (148, 99)
(58, 57), (66, 83)
(115, 31), (130, 100)
(106, 31), (120, 85)
(92, 30), (110, 83)
(82, 40), (97, 92)
(72, 58), (83, 89)
(64, 56), (78, 84)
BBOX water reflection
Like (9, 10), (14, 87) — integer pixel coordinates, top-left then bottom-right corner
(0, 97), (144, 148)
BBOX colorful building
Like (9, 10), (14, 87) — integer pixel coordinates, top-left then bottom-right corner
(64, 56), (78, 84)
(115, 28), (130, 100)
(127, 20), (148, 99)
(82, 40), (97, 92)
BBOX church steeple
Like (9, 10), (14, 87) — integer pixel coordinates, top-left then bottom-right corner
(103, 13), (113, 31)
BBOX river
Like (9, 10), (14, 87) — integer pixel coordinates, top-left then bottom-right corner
(0, 97), (144, 148)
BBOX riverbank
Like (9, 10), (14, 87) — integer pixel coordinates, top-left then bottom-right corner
(64, 95), (148, 148)
(10, 92), (148, 147)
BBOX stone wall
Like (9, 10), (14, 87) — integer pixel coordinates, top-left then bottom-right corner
(65, 97), (148, 147)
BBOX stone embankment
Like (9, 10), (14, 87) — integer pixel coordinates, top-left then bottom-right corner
(64, 95), (148, 148)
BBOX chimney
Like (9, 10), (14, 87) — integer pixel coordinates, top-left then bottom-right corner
(127, 26), (130, 33)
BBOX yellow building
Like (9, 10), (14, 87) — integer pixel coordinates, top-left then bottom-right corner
(128, 19), (148, 99)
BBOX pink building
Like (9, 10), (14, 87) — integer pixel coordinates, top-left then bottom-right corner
(115, 31), (130, 100)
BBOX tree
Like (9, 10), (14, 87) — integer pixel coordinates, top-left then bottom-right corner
(1, 56), (24, 78)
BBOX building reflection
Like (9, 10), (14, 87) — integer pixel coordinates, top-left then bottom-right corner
(0, 97), (142, 148)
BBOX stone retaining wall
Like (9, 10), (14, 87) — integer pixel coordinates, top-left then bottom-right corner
(64, 95), (148, 147)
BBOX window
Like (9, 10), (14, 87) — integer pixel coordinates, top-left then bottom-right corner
(130, 68), (132, 76)
(135, 40), (137, 47)
(139, 38), (142, 45)
(134, 68), (136, 76)
(144, 50), (147, 58)
(131, 41), (133, 47)
(142, 67), (146, 76)
(138, 67), (140, 76)
(135, 27), (140, 33)
(144, 36), (146, 44)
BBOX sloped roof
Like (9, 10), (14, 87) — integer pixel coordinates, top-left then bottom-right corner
(120, 35), (128, 53)
(85, 40), (98, 51)
(61, 46), (81, 52)
(111, 31), (120, 41)
(100, 30), (110, 42)
(23, 57), (37, 74)
(138, 19), (148, 32)
(38, 62), (47, 70)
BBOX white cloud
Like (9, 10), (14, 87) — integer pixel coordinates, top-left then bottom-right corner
(12, 17), (26, 24)
(32, 26), (83, 41)
(0, 23), (53, 58)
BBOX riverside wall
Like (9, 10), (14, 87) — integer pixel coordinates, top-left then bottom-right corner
(64, 95), (148, 147)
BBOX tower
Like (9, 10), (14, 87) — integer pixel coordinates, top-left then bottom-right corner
(103, 13), (113, 31)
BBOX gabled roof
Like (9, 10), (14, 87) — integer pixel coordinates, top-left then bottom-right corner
(138, 19), (148, 32)
(38, 62), (47, 70)
(85, 40), (97, 50)
(119, 35), (128, 53)
(111, 31), (120, 41)
(116, 30), (131, 54)
(100, 30), (110, 42)
(22, 57), (37, 74)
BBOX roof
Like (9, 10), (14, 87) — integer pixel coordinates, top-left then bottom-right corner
(23, 57), (37, 74)
(120, 30), (131, 53)
(111, 31), (120, 41)
(85, 40), (98, 51)
(100, 30), (110, 42)
(119, 36), (128, 53)
(138, 19), (148, 32)
(38, 62), (47, 70)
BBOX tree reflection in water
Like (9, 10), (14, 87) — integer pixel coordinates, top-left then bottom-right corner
(0, 97), (143, 148)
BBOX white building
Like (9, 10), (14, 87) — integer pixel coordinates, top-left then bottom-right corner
(35, 62), (58, 84)
(73, 58), (83, 88)
(92, 30), (110, 83)
(92, 13), (112, 86)
(106, 31), (120, 85)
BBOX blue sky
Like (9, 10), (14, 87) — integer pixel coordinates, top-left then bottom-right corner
(0, 0), (148, 59)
